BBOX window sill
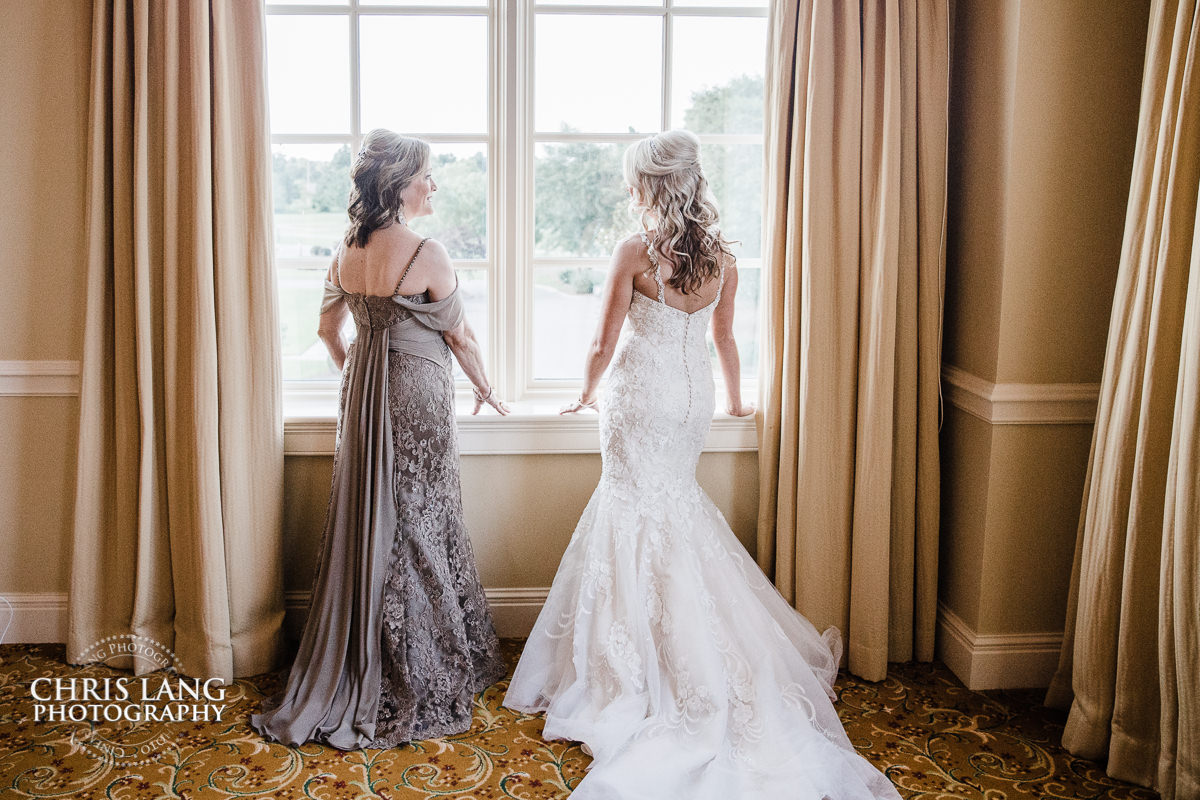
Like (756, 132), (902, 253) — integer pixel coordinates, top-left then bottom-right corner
(283, 396), (758, 456)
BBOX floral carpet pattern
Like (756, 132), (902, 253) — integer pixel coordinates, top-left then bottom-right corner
(0, 640), (1157, 799)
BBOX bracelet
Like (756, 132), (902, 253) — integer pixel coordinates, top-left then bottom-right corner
(473, 385), (494, 402)
(576, 396), (597, 409)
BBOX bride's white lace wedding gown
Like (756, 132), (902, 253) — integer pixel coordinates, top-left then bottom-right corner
(503, 243), (901, 800)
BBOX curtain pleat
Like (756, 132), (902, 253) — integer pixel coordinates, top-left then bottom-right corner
(69, 0), (284, 683)
(758, 0), (948, 681)
(1046, 2), (1199, 797)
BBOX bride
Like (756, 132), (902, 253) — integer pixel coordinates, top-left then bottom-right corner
(503, 130), (901, 799)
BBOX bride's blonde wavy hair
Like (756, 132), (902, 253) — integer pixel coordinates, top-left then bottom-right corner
(344, 129), (431, 249)
(623, 130), (734, 294)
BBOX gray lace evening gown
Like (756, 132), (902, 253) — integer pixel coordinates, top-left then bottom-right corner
(251, 241), (506, 750)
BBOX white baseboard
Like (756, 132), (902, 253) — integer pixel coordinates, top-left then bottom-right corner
(284, 588), (548, 640)
(480, 587), (550, 637)
(0, 592), (68, 643)
(937, 602), (1063, 690)
(0, 589), (549, 649)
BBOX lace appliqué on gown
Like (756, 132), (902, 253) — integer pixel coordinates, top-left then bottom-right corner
(371, 347), (506, 747)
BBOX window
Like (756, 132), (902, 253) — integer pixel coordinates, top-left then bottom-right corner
(267, 0), (766, 409)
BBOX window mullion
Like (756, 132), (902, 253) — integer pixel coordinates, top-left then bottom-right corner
(513, 0), (535, 400)
(350, 0), (361, 149)
(662, 3), (671, 132)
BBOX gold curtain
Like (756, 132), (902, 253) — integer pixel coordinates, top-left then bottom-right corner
(1046, 2), (1199, 796)
(69, 0), (285, 682)
(757, 0), (948, 681)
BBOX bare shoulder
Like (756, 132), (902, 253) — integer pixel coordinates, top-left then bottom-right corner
(611, 233), (649, 274)
(418, 237), (458, 297)
(419, 236), (452, 267)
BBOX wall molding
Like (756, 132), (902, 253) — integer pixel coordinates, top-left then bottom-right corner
(0, 361), (755, 454)
(941, 364), (1100, 425)
(936, 602), (1063, 690)
(0, 361), (80, 396)
(0, 588), (552, 648)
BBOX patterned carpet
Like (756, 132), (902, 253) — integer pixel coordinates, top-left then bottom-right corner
(0, 640), (1157, 799)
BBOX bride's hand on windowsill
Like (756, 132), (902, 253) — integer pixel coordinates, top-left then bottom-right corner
(725, 401), (756, 417)
(559, 397), (600, 415)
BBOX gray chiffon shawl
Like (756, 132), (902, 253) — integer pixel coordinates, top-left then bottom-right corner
(250, 280), (466, 749)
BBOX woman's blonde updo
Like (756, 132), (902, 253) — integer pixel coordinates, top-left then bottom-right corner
(623, 129), (735, 295)
(343, 129), (431, 249)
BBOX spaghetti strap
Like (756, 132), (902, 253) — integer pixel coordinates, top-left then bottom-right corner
(639, 231), (666, 304)
(333, 241), (344, 289)
(394, 237), (428, 295)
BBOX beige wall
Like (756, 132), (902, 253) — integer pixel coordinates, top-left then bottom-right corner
(284, 452), (759, 593)
(0, 0), (91, 594)
(0, 0), (90, 362)
(940, 0), (1148, 657)
(997, 2), (1146, 384)
(942, 0), (1019, 384)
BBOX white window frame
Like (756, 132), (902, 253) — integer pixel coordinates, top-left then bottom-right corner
(268, 0), (761, 453)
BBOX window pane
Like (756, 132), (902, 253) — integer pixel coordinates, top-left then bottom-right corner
(452, 269), (489, 381)
(700, 142), (762, 259)
(535, 142), (631, 258)
(730, 263), (760, 378)
(533, 267), (606, 379)
(273, 143), (352, 261)
(279, 265), (341, 382)
(360, 17), (488, 133)
(536, 15), (661, 133)
(672, 17), (766, 133)
(408, 144), (488, 260)
(266, 16), (351, 134)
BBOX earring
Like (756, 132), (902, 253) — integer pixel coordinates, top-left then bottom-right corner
(396, 207), (407, 226)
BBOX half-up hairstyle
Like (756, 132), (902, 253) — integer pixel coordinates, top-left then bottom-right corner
(343, 129), (431, 249)
(623, 129), (735, 294)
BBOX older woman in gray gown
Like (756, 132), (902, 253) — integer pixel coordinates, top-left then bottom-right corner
(251, 129), (508, 750)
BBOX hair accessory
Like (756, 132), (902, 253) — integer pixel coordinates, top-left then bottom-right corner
(648, 137), (662, 160)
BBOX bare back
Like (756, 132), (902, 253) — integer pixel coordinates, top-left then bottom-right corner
(333, 224), (441, 298)
(630, 235), (725, 314)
